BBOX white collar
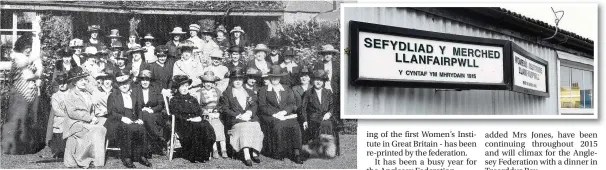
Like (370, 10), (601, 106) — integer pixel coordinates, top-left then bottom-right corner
(280, 62), (298, 68)
(267, 84), (285, 92)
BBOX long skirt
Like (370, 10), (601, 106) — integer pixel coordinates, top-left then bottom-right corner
(305, 120), (335, 143)
(64, 123), (107, 168)
(229, 122), (263, 152)
(116, 123), (148, 159)
(1, 90), (43, 155)
(176, 119), (216, 160)
(207, 118), (226, 141)
(262, 118), (302, 158)
(48, 133), (66, 156)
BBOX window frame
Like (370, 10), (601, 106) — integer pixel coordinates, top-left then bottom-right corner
(557, 51), (594, 115)
(0, 10), (40, 72)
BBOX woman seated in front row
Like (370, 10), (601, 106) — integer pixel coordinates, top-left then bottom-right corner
(219, 67), (264, 167)
(63, 67), (106, 168)
(169, 75), (216, 163)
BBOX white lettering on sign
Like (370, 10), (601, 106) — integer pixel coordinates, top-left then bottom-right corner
(358, 31), (504, 84)
(513, 52), (547, 92)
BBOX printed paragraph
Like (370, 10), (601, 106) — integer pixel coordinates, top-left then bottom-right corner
(484, 131), (598, 170)
(364, 130), (478, 170)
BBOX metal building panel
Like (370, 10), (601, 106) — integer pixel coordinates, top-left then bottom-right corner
(344, 7), (560, 116)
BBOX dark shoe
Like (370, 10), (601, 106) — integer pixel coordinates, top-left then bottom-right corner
(122, 158), (136, 168)
(293, 156), (304, 164)
(88, 162), (95, 169)
(251, 156), (261, 163)
(244, 159), (253, 167)
(139, 157), (152, 167)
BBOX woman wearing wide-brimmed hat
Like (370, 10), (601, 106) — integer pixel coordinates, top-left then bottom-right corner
(107, 29), (124, 49)
(69, 38), (85, 67)
(225, 46), (247, 73)
(166, 27), (186, 59)
(229, 26), (249, 48)
(219, 67), (264, 166)
(173, 40), (205, 99)
(169, 75), (216, 163)
(106, 70), (152, 168)
(292, 66), (312, 120)
(197, 71), (227, 159)
(141, 33), (157, 64)
(279, 47), (300, 87)
(125, 46), (150, 83)
(199, 26), (220, 65)
(258, 65), (304, 164)
(46, 73), (69, 159)
(300, 70), (337, 151)
(246, 44), (272, 75)
(83, 25), (107, 54)
(187, 24), (205, 54)
(203, 50), (229, 92)
(244, 67), (262, 95)
(62, 67), (107, 168)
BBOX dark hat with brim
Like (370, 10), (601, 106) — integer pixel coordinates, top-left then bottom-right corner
(253, 44), (271, 53)
(114, 70), (132, 84)
(172, 75), (193, 89)
(299, 67), (311, 77)
(267, 65), (287, 77)
(230, 67), (247, 79)
(67, 67), (90, 82)
(137, 70), (153, 81)
(312, 70), (330, 81)
(228, 46), (244, 53)
(125, 47), (145, 56)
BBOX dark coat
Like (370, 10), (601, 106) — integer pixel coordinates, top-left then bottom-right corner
(313, 61), (340, 92)
(229, 38), (249, 48)
(292, 84), (311, 111)
(220, 87), (258, 126)
(149, 59), (176, 89)
(258, 86), (296, 118)
(107, 90), (142, 121)
(169, 93), (202, 121)
(225, 61), (247, 73)
(300, 88), (334, 123)
(132, 87), (164, 114)
(165, 40), (182, 59)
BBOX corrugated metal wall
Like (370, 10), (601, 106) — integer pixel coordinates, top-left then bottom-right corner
(343, 7), (559, 115)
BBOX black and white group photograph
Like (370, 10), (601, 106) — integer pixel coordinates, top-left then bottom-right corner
(0, 1), (356, 169)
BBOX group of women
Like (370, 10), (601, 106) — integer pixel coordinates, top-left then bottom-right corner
(2, 23), (340, 168)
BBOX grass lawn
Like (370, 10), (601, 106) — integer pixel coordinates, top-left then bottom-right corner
(0, 135), (356, 169)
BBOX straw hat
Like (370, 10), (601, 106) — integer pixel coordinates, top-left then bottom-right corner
(142, 33), (155, 40)
(209, 50), (224, 59)
(107, 29), (122, 38)
(230, 26), (245, 34)
(199, 71), (221, 83)
(189, 24), (201, 32)
(216, 25), (227, 33)
(125, 46), (145, 56)
(318, 44), (339, 54)
(115, 70), (132, 84)
(69, 38), (84, 48)
(245, 67), (262, 78)
(169, 27), (187, 35)
(253, 44), (270, 53)
(88, 25), (101, 33)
